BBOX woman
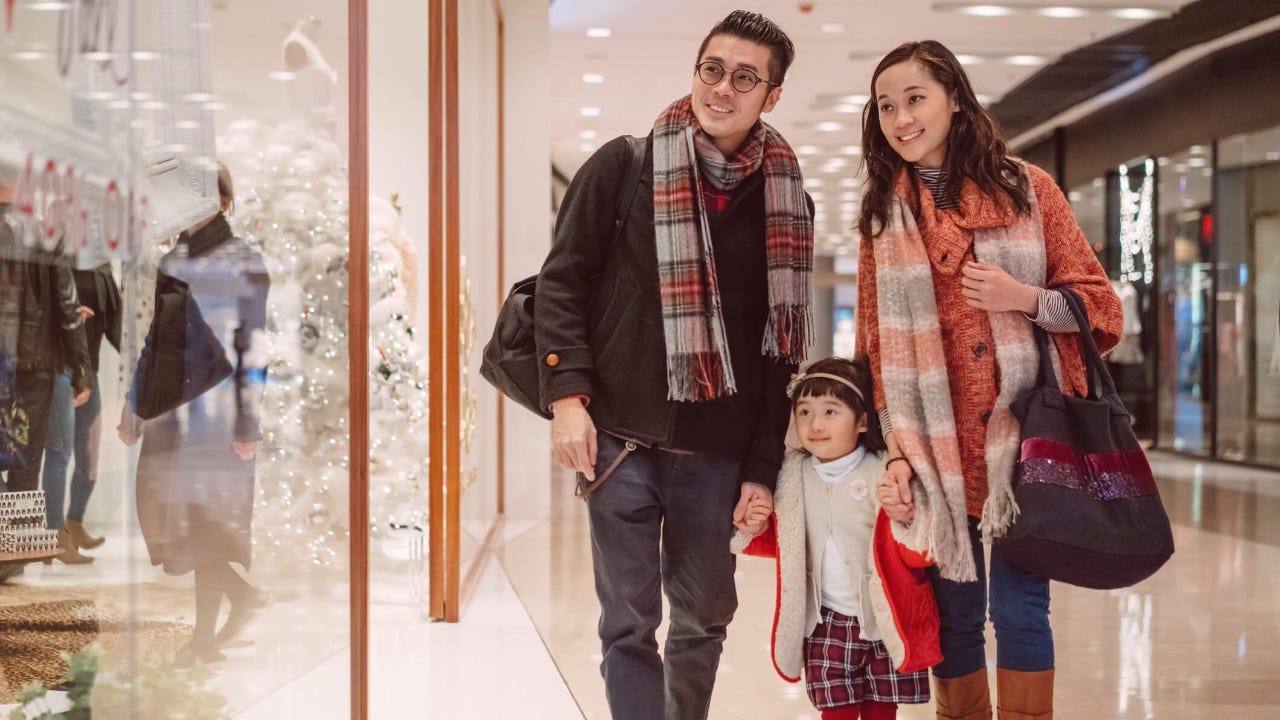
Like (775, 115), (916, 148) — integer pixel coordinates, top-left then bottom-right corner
(120, 164), (270, 667)
(856, 41), (1122, 719)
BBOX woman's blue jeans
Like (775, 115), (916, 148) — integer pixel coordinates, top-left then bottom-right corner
(41, 371), (102, 530)
(926, 518), (1054, 677)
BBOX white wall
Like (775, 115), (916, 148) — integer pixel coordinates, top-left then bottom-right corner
(499, 0), (553, 523)
(369, 1), (431, 333)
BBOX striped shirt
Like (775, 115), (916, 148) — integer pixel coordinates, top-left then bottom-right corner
(879, 167), (1081, 436)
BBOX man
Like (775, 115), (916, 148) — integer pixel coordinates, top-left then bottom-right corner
(535, 10), (813, 719)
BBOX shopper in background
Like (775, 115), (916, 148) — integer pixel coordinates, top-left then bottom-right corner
(0, 187), (93, 569)
(855, 40), (1122, 719)
(534, 10), (813, 719)
(119, 163), (270, 668)
(41, 261), (122, 560)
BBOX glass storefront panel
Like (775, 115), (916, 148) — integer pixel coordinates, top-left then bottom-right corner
(2, 1), (353, 714)
(1217, 125), (1280, 465)
(1155, 147), (1214, 455)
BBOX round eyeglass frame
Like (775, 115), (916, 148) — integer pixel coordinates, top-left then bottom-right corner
(694, 61), (778, 93)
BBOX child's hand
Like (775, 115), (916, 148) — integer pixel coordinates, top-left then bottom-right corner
(877, 460), (915, 524)
(733, 496), (772, 537)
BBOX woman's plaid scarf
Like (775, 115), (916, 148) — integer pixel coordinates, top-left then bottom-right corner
(874, 168), (1058, 582)
(651, 95), (813, 402)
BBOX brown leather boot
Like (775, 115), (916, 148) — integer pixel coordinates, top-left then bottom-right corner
(53, 527), (94, 565)
(996, 667), (1054, 720)
(65, 519), (105, 549)
(935, 668), (992, 720)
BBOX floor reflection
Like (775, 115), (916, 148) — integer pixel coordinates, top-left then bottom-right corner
(504, 451), (1280, 719)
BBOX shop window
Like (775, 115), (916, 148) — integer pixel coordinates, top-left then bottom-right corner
(1155, 147), (1214, 455)
(1216, 126), (1280, 465)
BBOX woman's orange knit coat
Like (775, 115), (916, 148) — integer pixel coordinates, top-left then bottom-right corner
(856, 163), (1124, 518)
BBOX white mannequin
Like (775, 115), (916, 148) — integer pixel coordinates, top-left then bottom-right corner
(281, 17), (337, 135)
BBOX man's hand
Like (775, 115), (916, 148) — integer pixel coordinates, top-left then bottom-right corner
(72, 389), (90, 407)
(551, 397), (597, 480)
(733, 482), (774, 535)
(78, 306), (95, 321)
(961, 262), (1039, 314)
(877, 459), (915, 524)
(118, 409), (143, 446)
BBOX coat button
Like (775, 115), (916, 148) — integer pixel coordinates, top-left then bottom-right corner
(545, 353), (560, 367)
(974, 342), (988, 357)
(980, 410), (992, 424)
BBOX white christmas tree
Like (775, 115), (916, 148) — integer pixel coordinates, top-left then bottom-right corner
(218, 120), (430, 586)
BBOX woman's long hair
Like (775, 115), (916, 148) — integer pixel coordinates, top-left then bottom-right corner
(857, 40), (1029, 240)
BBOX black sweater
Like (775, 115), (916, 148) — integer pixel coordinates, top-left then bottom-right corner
(534, 134), (800, 491)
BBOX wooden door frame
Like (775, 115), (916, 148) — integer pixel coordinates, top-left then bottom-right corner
(348, 0), (370, 716)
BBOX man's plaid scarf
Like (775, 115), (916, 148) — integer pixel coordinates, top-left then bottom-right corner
(651, 95), (813, 402)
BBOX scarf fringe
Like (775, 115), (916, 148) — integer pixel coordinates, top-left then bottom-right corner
(763, 304), (813, 362)
(666, 352), (738, 402)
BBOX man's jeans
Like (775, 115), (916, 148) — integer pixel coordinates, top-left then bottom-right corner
(586, 431), (741, 720)
(927, 518), (1054, 677)
(41, 372), (101, 530)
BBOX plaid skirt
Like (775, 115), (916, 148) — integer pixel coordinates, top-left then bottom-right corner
(804, 607), (931, 709)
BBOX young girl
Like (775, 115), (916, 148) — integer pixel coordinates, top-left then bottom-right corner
(857, 41), (1122, 718)
(732, 356), (940, 720)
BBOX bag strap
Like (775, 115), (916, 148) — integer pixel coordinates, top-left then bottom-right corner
(613, 135), (646, 239)
(1060, 288), (1120, 399)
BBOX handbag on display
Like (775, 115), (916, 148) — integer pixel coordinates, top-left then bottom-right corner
(995, 288), (1174, 590)
(481, 135), (646, 418)
(134, 272), (234, 420)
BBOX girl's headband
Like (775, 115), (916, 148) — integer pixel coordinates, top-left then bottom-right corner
(786, 372), (865, 403)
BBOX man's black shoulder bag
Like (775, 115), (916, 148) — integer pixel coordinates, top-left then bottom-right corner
(481, 135), (646, 418)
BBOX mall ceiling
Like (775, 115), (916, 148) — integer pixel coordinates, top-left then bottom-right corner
(549, 0), (1199, 254)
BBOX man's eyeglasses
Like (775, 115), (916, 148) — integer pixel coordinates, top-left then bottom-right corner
(695, 61), (778, 94)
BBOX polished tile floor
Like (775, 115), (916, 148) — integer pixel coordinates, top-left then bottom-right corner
(502, 450), (1280, 720)
(6, 449), (1278, 718)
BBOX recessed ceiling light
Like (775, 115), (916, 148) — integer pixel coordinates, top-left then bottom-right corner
(797, 145), (821, 155)
(805, 179), (824, 189)
(1038, 6), (1087, 18)
(956, 5), (1016, 16)
(132, 51), (160, 60)
(1005, 55), (1048, 66)
(821, 23), (846, 33)
(580, 129), (598, 140)
(1111, 7), (1167, 20)
(1266, 152), (1280, 162)
(976, 94), (994, 104)
(1187, 157), (1207, 168)
(579, 143), (595, 152)
(816, 122), (845, 132)
(580, 106), (600, 117)
(839, 178), (859, 187)
(586, 27), (612, 38)
(840, 146), (861, 155)
(955, 54), (984, 65)
(11, 51), (44, 60)
(934, 2), (1171, 20)
(833, 105), (861, 114)
(582, 73), (605, 84)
